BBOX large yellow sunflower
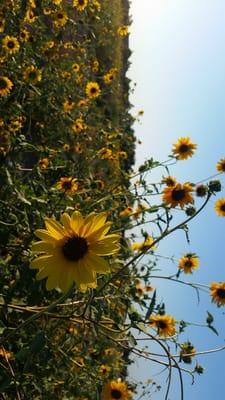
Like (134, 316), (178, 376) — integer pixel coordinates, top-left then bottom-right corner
(210, 282), (225, 307)
(172, 137), (197, 160)
(0, 76), (13, 96)
(30, 211), (120, 292)
(149, 314), (176, 337)
(101, 380), (131, 400)
(73, 0), (88, 11)
(214, 198), (225, 216)
(2, 35), (20, 54)
(85, 81), (101, 98)
(178, 253), (199, 274)
(162, 182), (194, 208)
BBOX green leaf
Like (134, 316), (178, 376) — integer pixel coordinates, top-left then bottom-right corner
(145, 290), (156, 320)
(206, 311), (214, 325)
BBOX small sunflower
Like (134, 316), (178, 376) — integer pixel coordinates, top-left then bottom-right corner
(101, 379), (131, 400)
(0, 76), (13, 96)
(117, 25), (129, 36)
(56, 177), (79, 194)
(97, 147), (113, 160)
(132, 236), (155, 252)
(162, 182), (194, 208)
(180, 341), (196, 364)
(195, 184), (208, 197)
(63, 99), (74, 112)
(30, 211), (120, 292)
(54, 10), (68, 27)
(178, 253), (199, 274)
(210, 282), (225, 307)
(103, 72), (114, 84)
(214, 198), (225, 216)
(72, 63), (80, 72)
(38, 158), (49, 170)
(172, 137), (197, 160)
(149, 314), (176, 337)
(216, 158), (225, 173)
(161, 175), (177, 186)
(85, 81), (101, 98)
(2, 35), (20, 54)
(23, 65), (42, 83)
(72, 117), (87, 133)
(73, 0), (88, 11)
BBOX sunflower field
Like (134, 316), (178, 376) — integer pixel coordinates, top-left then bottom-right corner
(1, 1), (225, 399)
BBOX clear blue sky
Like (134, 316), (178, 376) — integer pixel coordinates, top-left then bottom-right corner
(128, 1), (225, 398)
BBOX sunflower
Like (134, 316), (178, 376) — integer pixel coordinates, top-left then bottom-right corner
(195, 184), (208, 197)
(103, 72), (114, 84)
(214, 198), (225, 216)
(72, 63), (80, 72)
(56, 177), (79, 194)
(210, 282), (225, 307)
(54, 10), (68, 27)
(216, 158), (225, 173)
(117, 25), (129, 36)
(149, 314), (176, 337)
(180, 341), (196, 364)
(162, 182), (194, 208)
(72, 117), (87, 133)
(0, 76), (13, 96)
(85, 81), (101, 98)
(178, 253), (199, 274)
(63, 99), (74, 112)
(30, 211), (120, 292)
(101, 379), (131, 400)
(23, 65), (42, 83)
(161, 175), (177, 187)
(73, 0), (88, 11)
(38, 158), (49, 170)
(172, 137), (197, 160)
(2, 35), (20, 54)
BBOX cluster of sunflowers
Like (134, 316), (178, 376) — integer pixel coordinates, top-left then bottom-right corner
(1, 1), (225, 400)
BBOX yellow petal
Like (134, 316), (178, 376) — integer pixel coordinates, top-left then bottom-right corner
(31, 241), (53, 253)
(44, 218), (66, 239)
(60, 213), (72, 233)
(30, 255), (55, 270)
(86, 253), (110, 273)
(86, 222), (112, 242)
(71, 211), (84, 233)
(81, 212), (107, 237)
(34, 229), (57, 243)
(89, 236), (120, 256)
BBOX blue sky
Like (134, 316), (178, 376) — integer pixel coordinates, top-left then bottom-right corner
(128, 1), (225, 398)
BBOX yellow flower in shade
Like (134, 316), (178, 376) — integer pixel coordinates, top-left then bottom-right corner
(214, 198), (225, 217)
(30, 211), (120, 292)
(117, 25), (129, 37)
(85, 81), (101, 98)
(23, 65), (42, 83)
(101, 379), (131, 400)
(77, 99), (88, 108)
(72, 63), (80, 72)
(97, 147), (113, 160)
(0, 76), (13, 96)
(20, 28), (30, 42)
(180, 341), (196, 364)
(0, 348), (13, 360)
(73, 0), (88, 11)
(210, 282), (225, 307)
(103, 72), (114, 85)
(132, 236), (155, 252)
(172, 137), (197, 160)
(56, 177), (79, 194)
(2, 35), (20, 54)
(74, 143), (83, 153)
(72, 118), (87, 133)
(135, 284), (145, 297)
(178, 253), (199, 274)
(92, 59), (99, 72)
(162, 182), (194, 208)
(216, 158), (225, 173)
(63, 99), (74, 112)
(99, 364), (111, 376)
(24, 7), (37, 23)
(118, 151), (128, 159)
(38, 158), (49, 170)
(149, 314), (176, 337)
(161, 175), (177, 187)
(63, 143), (70, 151)
(0, 19), (5, 33)
(54, 10), (68, 27)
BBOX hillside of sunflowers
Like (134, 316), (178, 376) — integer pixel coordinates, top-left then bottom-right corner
(1, 1), (225, 399)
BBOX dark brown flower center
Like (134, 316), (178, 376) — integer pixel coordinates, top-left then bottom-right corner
(184, 260), (193, 268)
(90, 87), (97, 93)
(220, 204), (225, 212)
(62, 180), (72, 190)
(62, 236), (88, 261)
(79, 0), (85, 4)
(7, 41), (15, 49)
(0, 78), (7, 89)
(111, 389), (122, 399)
(217, 288), (225, 298)
(179, 144), (189, 153)
(172, 189), (185, 201)
(57, 13), (63, 19)
(157, 321), (167, 329)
